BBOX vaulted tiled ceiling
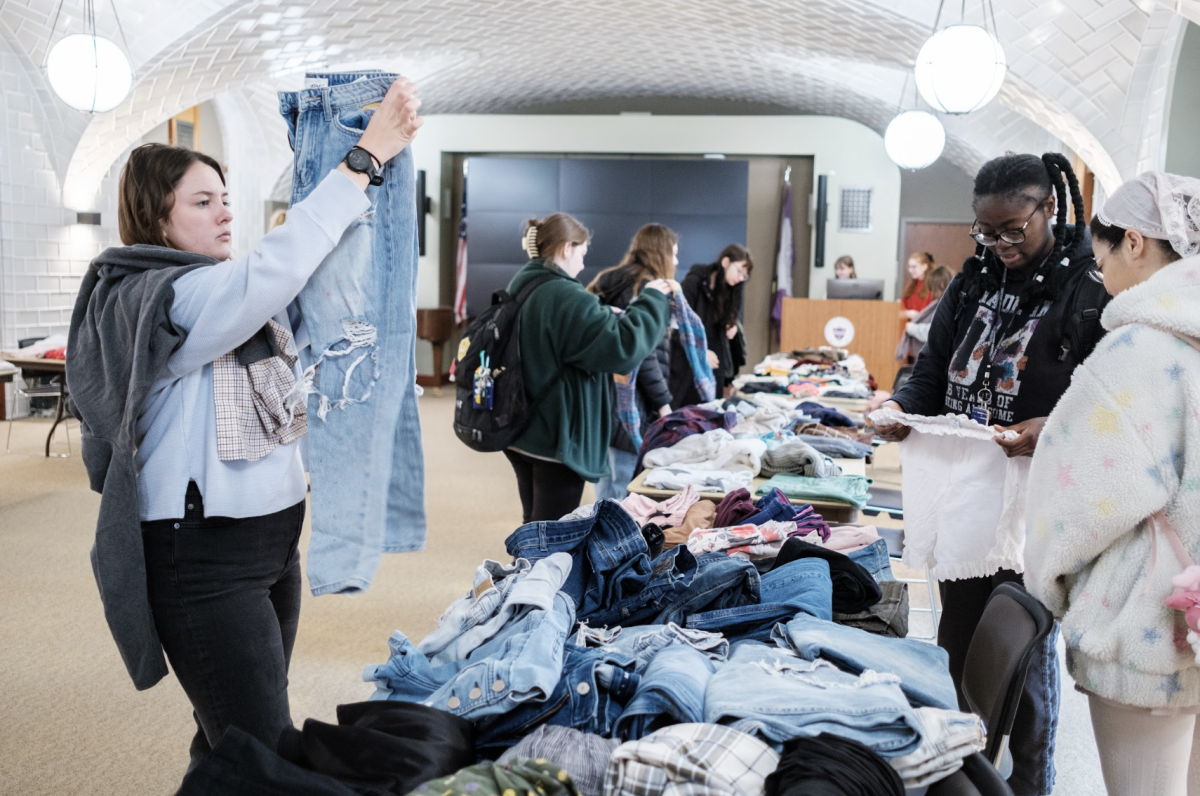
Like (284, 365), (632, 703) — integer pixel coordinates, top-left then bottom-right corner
(1, 0), (1194, 201)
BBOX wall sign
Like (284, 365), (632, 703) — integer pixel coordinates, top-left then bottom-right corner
(824, 316), (856, 347)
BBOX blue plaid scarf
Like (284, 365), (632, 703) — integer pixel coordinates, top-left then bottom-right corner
(616, 292), (716, 450)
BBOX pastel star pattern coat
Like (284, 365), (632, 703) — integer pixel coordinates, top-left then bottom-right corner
(1026, 255), (1200, 709)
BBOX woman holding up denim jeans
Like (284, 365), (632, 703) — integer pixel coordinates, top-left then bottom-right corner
(68, 78), (422, 774)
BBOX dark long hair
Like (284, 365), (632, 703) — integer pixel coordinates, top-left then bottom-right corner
(118, 143), (225, 248)
(710, 244), (754, 328)
(958, 152), (1086, 310)
(589, 224), (678, 297)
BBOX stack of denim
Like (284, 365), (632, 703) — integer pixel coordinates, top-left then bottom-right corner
(359, 496), (975, 789)
(364, 553), (576, 721)
(704, 642), (924, 758)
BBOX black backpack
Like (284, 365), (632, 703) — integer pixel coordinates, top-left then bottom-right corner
(453, 273), (561, 452)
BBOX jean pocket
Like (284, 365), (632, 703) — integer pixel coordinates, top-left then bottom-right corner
(333, 107), (375, 137)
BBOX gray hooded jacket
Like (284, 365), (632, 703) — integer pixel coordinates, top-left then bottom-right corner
(67, 244), (215, 690)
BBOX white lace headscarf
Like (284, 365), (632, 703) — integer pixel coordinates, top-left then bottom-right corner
(1097, 171), (1200, 258)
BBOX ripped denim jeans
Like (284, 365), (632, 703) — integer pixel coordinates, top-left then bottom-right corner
(279, 72), (426, 595)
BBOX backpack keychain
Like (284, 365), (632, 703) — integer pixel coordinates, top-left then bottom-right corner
(473, 351), (494, 410)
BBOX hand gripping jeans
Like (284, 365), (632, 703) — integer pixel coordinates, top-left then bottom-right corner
(363, 554), (574, 721)
(704, 641), (923, 758)
(772, 613), (958, 710)
(685, 558), (833, 643)
(279, 72), (426, 596)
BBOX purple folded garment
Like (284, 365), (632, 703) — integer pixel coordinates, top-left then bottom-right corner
(714, 488), (757, 527)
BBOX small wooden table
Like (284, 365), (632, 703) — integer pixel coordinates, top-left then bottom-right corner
(3, 357), (68, 457)
(627, 457), (868, 524)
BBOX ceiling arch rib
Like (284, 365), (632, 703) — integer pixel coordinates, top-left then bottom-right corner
(36, 0), (1157, 207)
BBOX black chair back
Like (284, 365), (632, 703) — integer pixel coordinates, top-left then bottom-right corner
(926, 752), (1016, 795)
(962, 582), (1054, 768)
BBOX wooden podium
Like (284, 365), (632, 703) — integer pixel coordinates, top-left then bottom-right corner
(779, 298), (903, 389)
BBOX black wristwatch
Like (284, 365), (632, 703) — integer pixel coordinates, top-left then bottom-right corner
(343, 145), (384, 186)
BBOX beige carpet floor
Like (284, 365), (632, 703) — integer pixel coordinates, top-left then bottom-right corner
(0, 393), (1100, 795)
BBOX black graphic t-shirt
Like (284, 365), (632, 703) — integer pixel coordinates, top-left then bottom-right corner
(893, 242), (1109, 426)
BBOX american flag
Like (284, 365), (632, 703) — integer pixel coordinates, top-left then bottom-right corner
(452, 172), (469, 325)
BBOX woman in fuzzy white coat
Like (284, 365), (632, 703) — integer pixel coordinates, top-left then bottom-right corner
(1026, 172), (1200, 796)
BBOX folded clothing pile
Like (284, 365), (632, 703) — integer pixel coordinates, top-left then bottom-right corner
(643, 466), (753, 493)
(887, 707), (987, 788)
(642, 429), (767, 474)
(756, 474), (872, 509)
(637, 406), (738, 471)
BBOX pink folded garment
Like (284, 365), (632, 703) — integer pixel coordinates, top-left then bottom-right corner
(805, 525), (881, 553)
(687, 520), (797, 560)
(621, 484), (701, 528)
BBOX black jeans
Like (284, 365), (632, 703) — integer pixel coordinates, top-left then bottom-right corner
(503, 449), (586, 524)
(143, 481), (305, 770)
(939, 571), (1059, 796)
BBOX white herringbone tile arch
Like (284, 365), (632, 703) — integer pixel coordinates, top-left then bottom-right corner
(0, 0), (1194, 203)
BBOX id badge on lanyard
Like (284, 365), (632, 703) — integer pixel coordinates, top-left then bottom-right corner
(972, 270), (1008, 426)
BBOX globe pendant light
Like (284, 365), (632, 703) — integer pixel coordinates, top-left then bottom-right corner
(914, 22), (1006, 114)
(43, 0), (133, 113)
(885, 111), (945, 170)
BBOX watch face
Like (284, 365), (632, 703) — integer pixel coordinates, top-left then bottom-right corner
(346, 148), (374, 172)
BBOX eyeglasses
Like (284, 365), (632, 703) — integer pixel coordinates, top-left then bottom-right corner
(969, 203), (1044, 247)
(1087, 242), (1116, 284)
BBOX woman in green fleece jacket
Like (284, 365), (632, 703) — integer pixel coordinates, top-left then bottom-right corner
(505, 212), (672, 523)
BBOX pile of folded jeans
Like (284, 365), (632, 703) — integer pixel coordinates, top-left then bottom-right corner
(184, 490), (979, 795)
(349, 492), (985, 795)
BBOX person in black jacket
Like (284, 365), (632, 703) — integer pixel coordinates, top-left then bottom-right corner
(588, 224), (680, 501)
(670, 244), (753, 406)
(875, 153), (1111, 796)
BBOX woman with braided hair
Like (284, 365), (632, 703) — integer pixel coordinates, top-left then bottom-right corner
(875, 152), (1111, 796)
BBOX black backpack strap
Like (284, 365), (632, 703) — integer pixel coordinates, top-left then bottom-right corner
(514, 271), (560, 304)
(1059, 271), (1109, 362)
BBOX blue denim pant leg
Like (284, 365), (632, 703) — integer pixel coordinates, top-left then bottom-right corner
(652, 552), (761, 626)
(279, 72), (426, 596)
(772, 613), (957, 710)
(415, 591), (575, 721)
(415, 559), (531, 664)
(595, 448), (638, 502)
(686, 558), (833, 642)
(1006, 624), (1059, 796)
(581, 623), (729, 674)
(364, 631), (453, 703)
(474, 644), (638, 755)
(614, 642), (717, 740)
(418, 554), (571, 668)
(704, 641), (922, 757)
(584, 546), (698, 628)
(847, 538), (895, 582)
(505, 501), (651, 622)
